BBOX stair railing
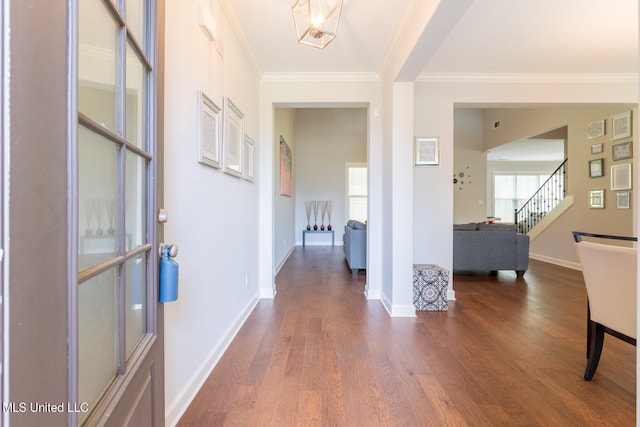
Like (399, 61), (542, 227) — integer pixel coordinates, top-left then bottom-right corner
(515, 159), (567, 234)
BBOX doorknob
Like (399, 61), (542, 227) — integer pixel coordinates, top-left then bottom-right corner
(159, 243), (178, 258)
(158, 208), (168, 224)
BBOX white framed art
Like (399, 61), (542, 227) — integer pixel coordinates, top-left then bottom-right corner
(197, 91), (221, 168)
(611, 111), (632, 141)
(611, 163), (632, 191)
(243, 135), (255, 181)
(414, 137), (439, 166)
(223, 97), (244, 177)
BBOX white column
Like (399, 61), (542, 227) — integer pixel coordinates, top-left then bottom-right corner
(389, 82), (416, 317)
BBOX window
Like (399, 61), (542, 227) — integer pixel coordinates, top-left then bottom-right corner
(494, 174), (550, 222)
(346, 164), (367, 222)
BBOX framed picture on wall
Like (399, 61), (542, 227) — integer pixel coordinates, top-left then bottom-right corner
(611, 163), (632, 190)
(587, 119), (605, 139)
(589, 158), (604, 178)
(414, 137), (440, 166)
(223, 97), (244, 177)
(243, 135), (255, 182)
(616, 191), (631, 209)
(612, 141), (632, 161)
(590, 143), (603, 155)
(280, 136), (292, 196)
(589, 189), (604, 209)
(611, 110), (632, 140)
(197, 91), (221, 168)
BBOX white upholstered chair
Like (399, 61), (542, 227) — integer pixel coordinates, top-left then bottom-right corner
(573, 231), (637, 381)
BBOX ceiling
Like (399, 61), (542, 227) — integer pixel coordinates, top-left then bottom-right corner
(487, 139), (565, 162)
(223, 0), (639, 76)
(223, 0), (637, 161)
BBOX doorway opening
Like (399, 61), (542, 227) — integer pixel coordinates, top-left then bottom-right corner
(273, 106), (368, 277)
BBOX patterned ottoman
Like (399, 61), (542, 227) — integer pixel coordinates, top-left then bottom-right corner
(413, 264), (449, 311)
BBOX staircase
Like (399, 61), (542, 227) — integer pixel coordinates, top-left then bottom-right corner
(515, 159), (567, 234)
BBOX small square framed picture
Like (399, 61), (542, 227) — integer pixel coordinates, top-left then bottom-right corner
(589, 158), (604, 178)
(587, 119), (605, 139)
(590, 143), (603, 155)
(616, 191), (630, 209)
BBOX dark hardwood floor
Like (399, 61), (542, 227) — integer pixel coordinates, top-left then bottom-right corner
(178, 247), (635, 426)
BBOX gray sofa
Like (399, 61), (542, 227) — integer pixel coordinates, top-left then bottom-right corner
(453, 222), (529, 276)
(343, 220), (366, 274)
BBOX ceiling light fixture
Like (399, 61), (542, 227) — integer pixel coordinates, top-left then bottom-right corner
(291, 0), (344, 49)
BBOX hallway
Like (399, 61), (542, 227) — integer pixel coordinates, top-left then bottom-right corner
(178, 247), (635, 426)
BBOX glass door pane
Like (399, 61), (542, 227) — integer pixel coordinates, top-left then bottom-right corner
(78, 267), (120, 425)
(78, 0), (121, 132)
(78, 126), (120, 270)
(126, 42), (146, 149)
(126, 0), (147, 51)
(125, 151), (147, 250)
(125, 254), (147, 357)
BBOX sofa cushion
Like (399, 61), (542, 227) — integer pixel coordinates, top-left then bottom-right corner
(477, 223), (517, 232)
(347, 220), (366, 230)
(453, 223), (478, 231)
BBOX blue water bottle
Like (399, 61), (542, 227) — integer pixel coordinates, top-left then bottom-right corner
(159, 244), (179, 302)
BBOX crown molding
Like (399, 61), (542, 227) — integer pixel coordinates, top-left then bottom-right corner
(219, 0), (263, 77)
(416, 72), (639, 84)
(261, 72), (381, 83)
(378, 0), (421, 78)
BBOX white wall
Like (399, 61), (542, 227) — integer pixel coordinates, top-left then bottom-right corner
(294, 108), (367, 245)
(163, 0), (261, 424)
(453, 108), (487, 223)
(273, 108), (296, 270)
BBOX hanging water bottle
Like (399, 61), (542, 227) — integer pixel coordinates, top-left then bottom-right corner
(159, 243), (179, 303)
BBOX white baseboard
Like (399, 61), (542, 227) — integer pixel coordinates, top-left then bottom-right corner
(447, 288), (456, 300)
(260, 286), (276, 299)
(380, 293), (392, 315)
(380, 293), (416, 317)
(529, 253), (581, 270)
(296, 242), (344, 246)
(365, 284), (380, 300)
(165, 295), (260, 427)
(274, 245), (295, 275)
(390, 304), (417, 317)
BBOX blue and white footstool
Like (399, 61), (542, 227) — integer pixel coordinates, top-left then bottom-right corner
(413, 264), (449, 311)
